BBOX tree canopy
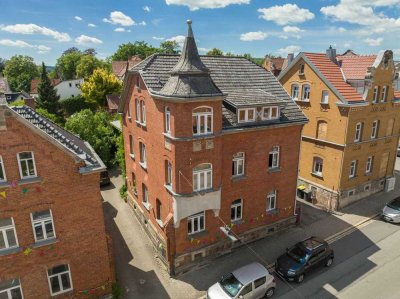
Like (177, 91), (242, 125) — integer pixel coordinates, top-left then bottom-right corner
(76, 55), (108, 79)
(80, 68), (122, 108)
(36, 62), (60, 115)
(55, 51), (83, 80)
(3, 55), (39, 92)
(0, 58), (7, 75)
(207, 48), (224, 56)
(159, 41), (180, 54)
(111, 41), (158, 61)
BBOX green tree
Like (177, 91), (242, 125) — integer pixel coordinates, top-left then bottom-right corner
(36, 62), (60, 115)
(65, 109), (118, 167)
(76, 55), (107, 79)
(36, 107), (64, 126)
(111, 41), (158, 60)
(3, 55), (39, 92)
(0, 58), (7, 75)
(159, 41), (180, 54)
(60, 95), (92, 116)
(81, 68), (122, 108)
(207, 48), (224, 56)
(55, 51), (83, 80)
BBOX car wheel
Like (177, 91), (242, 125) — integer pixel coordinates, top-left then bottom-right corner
(325, 257), (333, 267)
(296, 274), (304, 283)
(264, 287), (275, 298)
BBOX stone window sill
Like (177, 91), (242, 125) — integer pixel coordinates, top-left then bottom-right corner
(32, 238), (58, 249)
(19, 176), (42, 185)
(164, 184), (174, 194)
(156, 219), (164, 228)
(139, 162), (147, 170)
(268, 167), (281, 173)
(129, 154), (135, 160)
(188, 230), (208, 238)
(231, 219), (244, 225)
(311, 172), (323, 179)
(349, 175), (358, 181)
(143, 201), (151, 211)
(365, 172), (372, 176)
(0, 181), (10, 188)
(266, 208), (278, 215)
(0, 246), (22, 256)
(231, 175), (246, 182)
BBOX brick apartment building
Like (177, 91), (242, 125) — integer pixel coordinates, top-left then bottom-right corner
(0, 100), (113, 298)
(279, 48), (400, 209)
(118, 21), (307, 275)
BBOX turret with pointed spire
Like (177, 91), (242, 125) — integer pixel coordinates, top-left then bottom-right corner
(154, 20), (223, 99)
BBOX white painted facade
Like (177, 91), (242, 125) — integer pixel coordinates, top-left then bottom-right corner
(55, 79), (84, 100)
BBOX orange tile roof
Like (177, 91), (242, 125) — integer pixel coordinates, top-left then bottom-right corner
(395, 91), (400, 99)
(304, 53), (363, 102)
(30, 78), (61, 94)
(337, 55), (377, 80)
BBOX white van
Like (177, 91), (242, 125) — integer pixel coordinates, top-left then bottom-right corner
(207, 262), (276, 299)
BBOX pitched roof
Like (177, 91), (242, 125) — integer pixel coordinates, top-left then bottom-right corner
(128, 54), (307, 126)
(112, 56), (142, 79)
(30, 78), (61, 94)
(0, 77), (10, 93)
(270, 58), (285, 70)
(337, 55), (377, 80)
(395, 91), (400, 99)
(106, 94), (120, 110)
(9, 105), (105, 173)
(303, 53), (363, 102)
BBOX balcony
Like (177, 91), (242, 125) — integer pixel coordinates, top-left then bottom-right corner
(172, 188), (221, 228)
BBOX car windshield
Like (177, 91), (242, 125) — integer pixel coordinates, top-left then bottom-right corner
(388, 199), (400, 211)
(219, 273), (243, 297)
(287, 244), (309, 264)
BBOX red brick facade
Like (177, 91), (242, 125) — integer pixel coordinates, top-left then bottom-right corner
(0, 113), (113, 298)
(122, 75), (303, 274)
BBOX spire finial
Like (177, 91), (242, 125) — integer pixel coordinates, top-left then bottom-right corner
(187, 19), (193, 38)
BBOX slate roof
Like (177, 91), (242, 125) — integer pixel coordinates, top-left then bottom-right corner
(10, 105), (104, 172)
(304, 53), (363, 102)
(337, 55), (377, 80)
(131, 54), (307, 127)
(106, 94), (120, 111)
(225, 90), (280, 107)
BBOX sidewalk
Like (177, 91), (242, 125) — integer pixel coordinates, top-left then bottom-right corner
(101, 169), (400, 299)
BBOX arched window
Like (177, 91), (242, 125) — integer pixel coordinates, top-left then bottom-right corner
(0, 155), (6, 182)
(165, 161), (172, 186)
(165, 107), (171, 134)
(193, 163), (212, 191)
(316, 120), (328, 140)
(140, 100), (146, 124)
(231, 199), (242, 221)
(127, 100), (131, 119)
(302, 84), (311, 101)
(129, 135), (134, 156)
(135, 99), (140, 121)
(139, 142), (147, 168)
(291, 84), (299, 100)
(312, 157), (323, 176)
(192, 107), (213, 136)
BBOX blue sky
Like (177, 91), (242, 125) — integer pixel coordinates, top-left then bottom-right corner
(0, 0), (399, 65)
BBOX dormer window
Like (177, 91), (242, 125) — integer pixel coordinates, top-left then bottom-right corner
(299, 64), (305, 75)
(238, 108), (256, 123)
(262, 106), (279, 120)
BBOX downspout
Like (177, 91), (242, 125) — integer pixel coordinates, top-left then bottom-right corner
(337, 107), (350, 210)
(294, 124), (304, 217)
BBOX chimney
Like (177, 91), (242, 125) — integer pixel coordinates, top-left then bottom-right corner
(287, 53), (294, 65)
(326, 45), (337, 63)
(24, 98), (36, 110)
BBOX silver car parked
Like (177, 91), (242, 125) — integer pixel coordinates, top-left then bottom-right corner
(207, 262), (276, 299)
(382, 197), (400, 223)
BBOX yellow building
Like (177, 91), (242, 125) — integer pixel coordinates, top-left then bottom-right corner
(279, 48), (400, 210)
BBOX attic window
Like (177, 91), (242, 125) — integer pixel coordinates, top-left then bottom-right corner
(262, 106), (279, 120)
(299, 64), (305, 75)
(238, 108), (256, 123)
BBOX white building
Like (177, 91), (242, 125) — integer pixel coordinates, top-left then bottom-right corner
(30, 78), (84, 100)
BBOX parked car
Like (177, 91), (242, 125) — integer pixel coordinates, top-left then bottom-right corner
(381, 197), (400, 223)
(100, 170), (111, 187)
(207, 262), (276, 299)
(397, 145), (400, 157)
(275, 236), (334, 283)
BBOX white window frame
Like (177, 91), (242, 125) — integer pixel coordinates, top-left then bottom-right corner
(193, 163), (212, 192)
(187, 211), (205, 235)
(231, 199), (242, 222)
(299, 64), (305, 75)
(0, 279), (24, 299)
(268, 146), (280, 169)
(166, 161), (172, 186)
(129, 135), (134, 157)
(354, 122), (363, 142)
(30, 209), (56, 243)
(261, 106), (279, 120)
(140, 100), (146, 125)
(165, 107), (171, 134)
(349, 160), (357, 178)
(47, 264), (73, 296)
(381, 86), (387, 102)
(321, 90), (329, 104)
(135, 99), (140, 121)
(301, 85), (311, 101)
(127, 100), (131, 119)
(291, 84), (299, 100)
(232, 152), (245, 177)
(348, 189), (356, 197)
(192, 107), (213, 136)
(267, 191), (277, 211)
(371, 120), (379, 139)
(139, 142), (147, 168)
(0, 218), (19, 251)
(17, 152), (37, 179)
(373, 86), (379, 103)
(238, 108), (256, 123)
(143, 184), (148, 204)
(366, 156), (373, 174)
(0, 155), (6, 182)
(313, 157), (323, 176)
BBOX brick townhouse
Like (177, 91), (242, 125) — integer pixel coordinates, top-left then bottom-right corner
(0, 99), (113, 298)
(118, 20), (307, 275)
(279, 47), (400, 210)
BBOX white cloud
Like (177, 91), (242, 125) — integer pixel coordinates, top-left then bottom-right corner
(364, 37), (383, 46)
(283, 26), (304, 34)
(103, 11), (135, 26)
(74, 16), (82, 21)
(344, 42), (352, 48)
(258, 4), (315, 26)
(143, 6), (151, 12)
(278, 45), (301, 55)
(240, 31), (268, 41)
(75, 35), (103, 45)
(152, 36), (165, 40)
(167, 35), (186, 46)
(338, 27), (347, 32)
(198, 47), (211, 53)
(137, 21), (146, 26)
(165, 0), (250, 11)
(279, 35), (289, 40)
(88, 23), (96, 28)
(152, 19), (162, 25)
(0, 39), (51, 53)
(114, 27), (131, 32)
(0, 23), (71, 42)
